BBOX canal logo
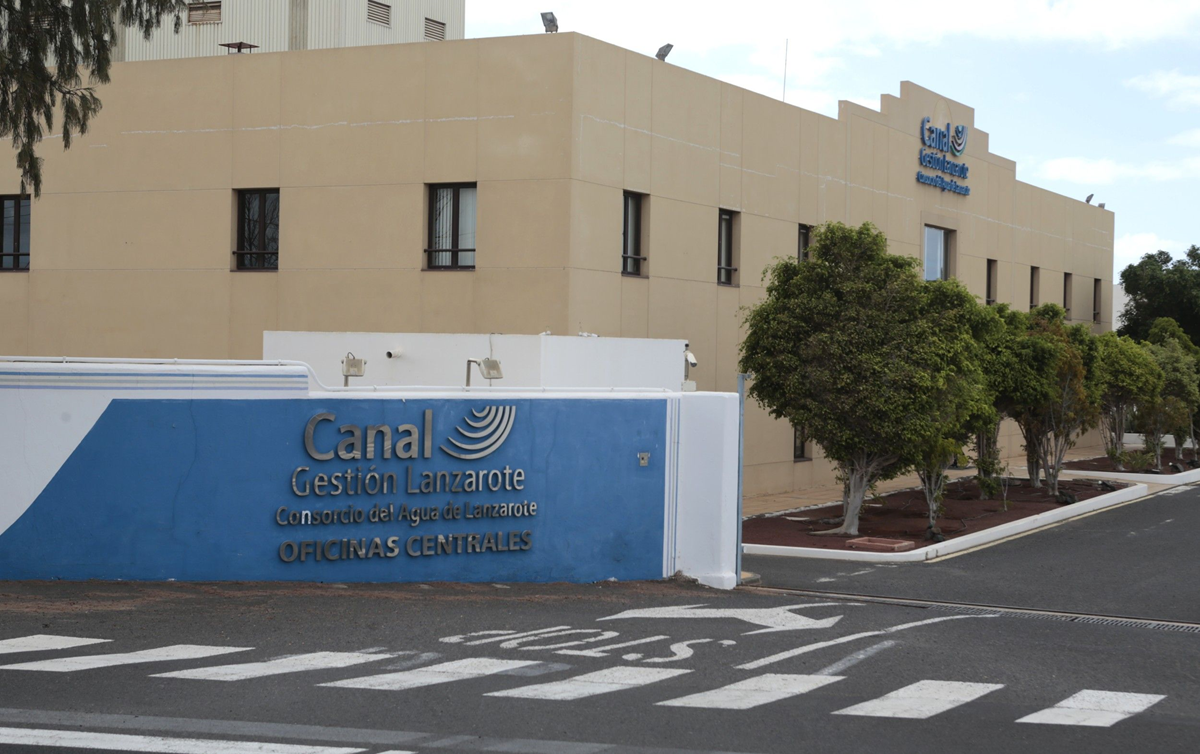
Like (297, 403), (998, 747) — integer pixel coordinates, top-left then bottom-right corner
(950, 124), (968, 156)
(441, 406), (517, 460)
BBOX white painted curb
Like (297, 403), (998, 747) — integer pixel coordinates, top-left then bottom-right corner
(742, 483), (1149, 563)
(1060, 466), (1200, 486)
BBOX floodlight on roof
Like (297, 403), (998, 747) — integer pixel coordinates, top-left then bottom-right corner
(1085, 193), (1093, 204)
(656, 43), (673, 61)
(219, 41), (259, 54)
(541, 12), (558, 32)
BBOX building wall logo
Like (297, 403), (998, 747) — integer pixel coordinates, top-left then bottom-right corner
(950, 124), (968, 156)
(441, 406), (517, 460)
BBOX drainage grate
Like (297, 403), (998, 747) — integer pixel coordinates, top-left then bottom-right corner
(746, 586), (1200, 634)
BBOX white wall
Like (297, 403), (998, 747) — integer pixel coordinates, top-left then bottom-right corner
(263, 331), (688, 390)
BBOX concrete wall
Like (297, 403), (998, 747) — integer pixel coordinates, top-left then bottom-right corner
(262, 331), (688, 390)
(0, 359), (740, 589)
(0, 32), (1112, 497)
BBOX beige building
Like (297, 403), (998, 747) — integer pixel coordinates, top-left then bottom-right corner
(0, 32), (1113, 497)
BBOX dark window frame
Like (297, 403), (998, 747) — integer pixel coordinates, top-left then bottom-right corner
(622, 191), (646, 277)
(426, 182), (477, 271)
(1093, 278), (1102, 323)
(923, 225), (950, 281)
(0, 195), (30, 272)
(793, 424), (810, 462)
(234, 188), (280, 271)
(986, 258), (998, 306)
(1030, 266), (1040, 310)
(717, 209), (738, 286)
(1063, 272), (1073, 319)
(798, 224), (812, 261)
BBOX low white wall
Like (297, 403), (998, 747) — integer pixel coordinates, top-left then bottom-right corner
(262, 332), (688, 391)
(674, 392), (741, 589)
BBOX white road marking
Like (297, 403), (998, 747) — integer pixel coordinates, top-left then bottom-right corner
(320, 657), (539, 691)
(151, 651), (396, 681)
(0, 644), (252, 672)
(644, 639), (711, 663)
(0, 726), (364, 753)
(738, 615), (991, 670)
(598, 603), (848, 634)
(657, 673), (843, 710)
(460, 627), (571, 646)
(833, 680), (1004, 719)
(0, 634), (110, 655)
(1017, 690), (1166, 727)
(816, 640), (897, 675)
(556, 635), (670, 657)
(485, 666), (690, 700)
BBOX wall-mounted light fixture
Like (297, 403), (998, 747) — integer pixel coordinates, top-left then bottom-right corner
(466, 358), (503, 387)
(541, 12), (558, 32)
(341, 352), (366, 387)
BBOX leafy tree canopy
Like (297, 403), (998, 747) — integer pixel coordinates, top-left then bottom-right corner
(1146, 316), (1200, 358)
(0, 0), (186, 196)
(1118, 247), (1200, 344)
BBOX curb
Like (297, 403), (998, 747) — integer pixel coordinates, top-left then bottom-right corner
(741, 483), (1149, 563)
(1060, 466), (1200, 486)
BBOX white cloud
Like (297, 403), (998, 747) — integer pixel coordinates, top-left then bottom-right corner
(1125, 69), (1200, 108)
(1167, 128), (1200, 147)
(1035, 156), (1200, 185)
(1114, 232), (1185, 275)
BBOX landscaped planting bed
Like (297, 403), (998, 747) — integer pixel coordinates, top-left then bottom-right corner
(1063, 447), (1196, 475)
(742, 477), (1126, 551)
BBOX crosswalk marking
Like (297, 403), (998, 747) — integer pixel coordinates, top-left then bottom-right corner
(657, 673), (844, 710)
(1017, 690), (1166, 727)
(0, 634), (110, 655)
(151, 651), (396, 681)
(485, 666), (690, 701)
(0, 644), (252, 673)
(0, 726), (364, 754)
(832, 680), (1004, 719)
(320, 657), (538, 691)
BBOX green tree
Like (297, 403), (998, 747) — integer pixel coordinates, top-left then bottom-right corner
(1119, 248), (1200, 343)
(740, 222), (982, 537)
(1145, 317), (1200, 458)
(0, 0), (186, 196)
(967, 304), (1008, 499)
(1139, 339), (1200, 469)
(1092, 332), (1163, 468)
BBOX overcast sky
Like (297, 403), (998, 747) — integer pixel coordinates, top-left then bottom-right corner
(466, 0), (1200, 278)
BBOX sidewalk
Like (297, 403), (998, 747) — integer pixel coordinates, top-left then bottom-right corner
(743, 446), (1109, 518)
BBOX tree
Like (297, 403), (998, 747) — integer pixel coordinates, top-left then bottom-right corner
(1092, 332), (1163, 468)
(0, 0), (186, 197)
(1139, 339), (1199, 469)
(967, 304), (1008, 499)
(740, 222), (982, 537)
(1119, 247), (1200, 344)
(1144, 318), (1198, 460)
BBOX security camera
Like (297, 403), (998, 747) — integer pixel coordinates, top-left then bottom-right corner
(685, 351), (698, 368)
(385, 348), (402, 359)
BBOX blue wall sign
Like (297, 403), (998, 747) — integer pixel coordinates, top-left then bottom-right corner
(0, 398), (670, 583)
(916, 116), (970, 196)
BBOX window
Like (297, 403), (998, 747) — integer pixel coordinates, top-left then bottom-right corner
(1030, 266), (1040, 309)
(187, 1), (221, 24)
(793, 424), (810, 462)
(923, 226), (948, 281)
(427, 184), (476, 270)
(1063, 273), (1073, 319)
(0, 196), (30, 272)
(1093, 278), (1102, 323)
(424, 17), (446, 41)
(798, 224), (812, 261)
(717, 209), (738, 286)
(986, 259), (998, 305)
(235, 189), (279, 270)
(622, 192), (645, 276)
(367, 0), (391, 26)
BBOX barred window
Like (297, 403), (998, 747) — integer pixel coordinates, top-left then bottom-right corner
(235, 189), (279, 271)
(0, 196), (30, 272)
(427, 184), (476, 270)
(622, 192), (645, 276)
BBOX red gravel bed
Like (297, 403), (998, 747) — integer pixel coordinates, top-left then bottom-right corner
(743, 477), (1123, 551)
(1063, 447), (1196, 475)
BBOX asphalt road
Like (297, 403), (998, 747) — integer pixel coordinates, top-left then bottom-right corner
(0, 570), (1197, 753)
(745, 482), (1200, 623)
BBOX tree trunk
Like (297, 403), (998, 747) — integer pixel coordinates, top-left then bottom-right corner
(1026, 444), (1041, 488)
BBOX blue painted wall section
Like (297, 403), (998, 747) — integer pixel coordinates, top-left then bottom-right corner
(0, 398), (668, 583)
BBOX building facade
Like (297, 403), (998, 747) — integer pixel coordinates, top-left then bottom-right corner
(112, 0), (465, 61)
(0, 32), (1113, 497)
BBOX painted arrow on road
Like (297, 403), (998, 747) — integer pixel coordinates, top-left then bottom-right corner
(597, 603), (853, 635)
